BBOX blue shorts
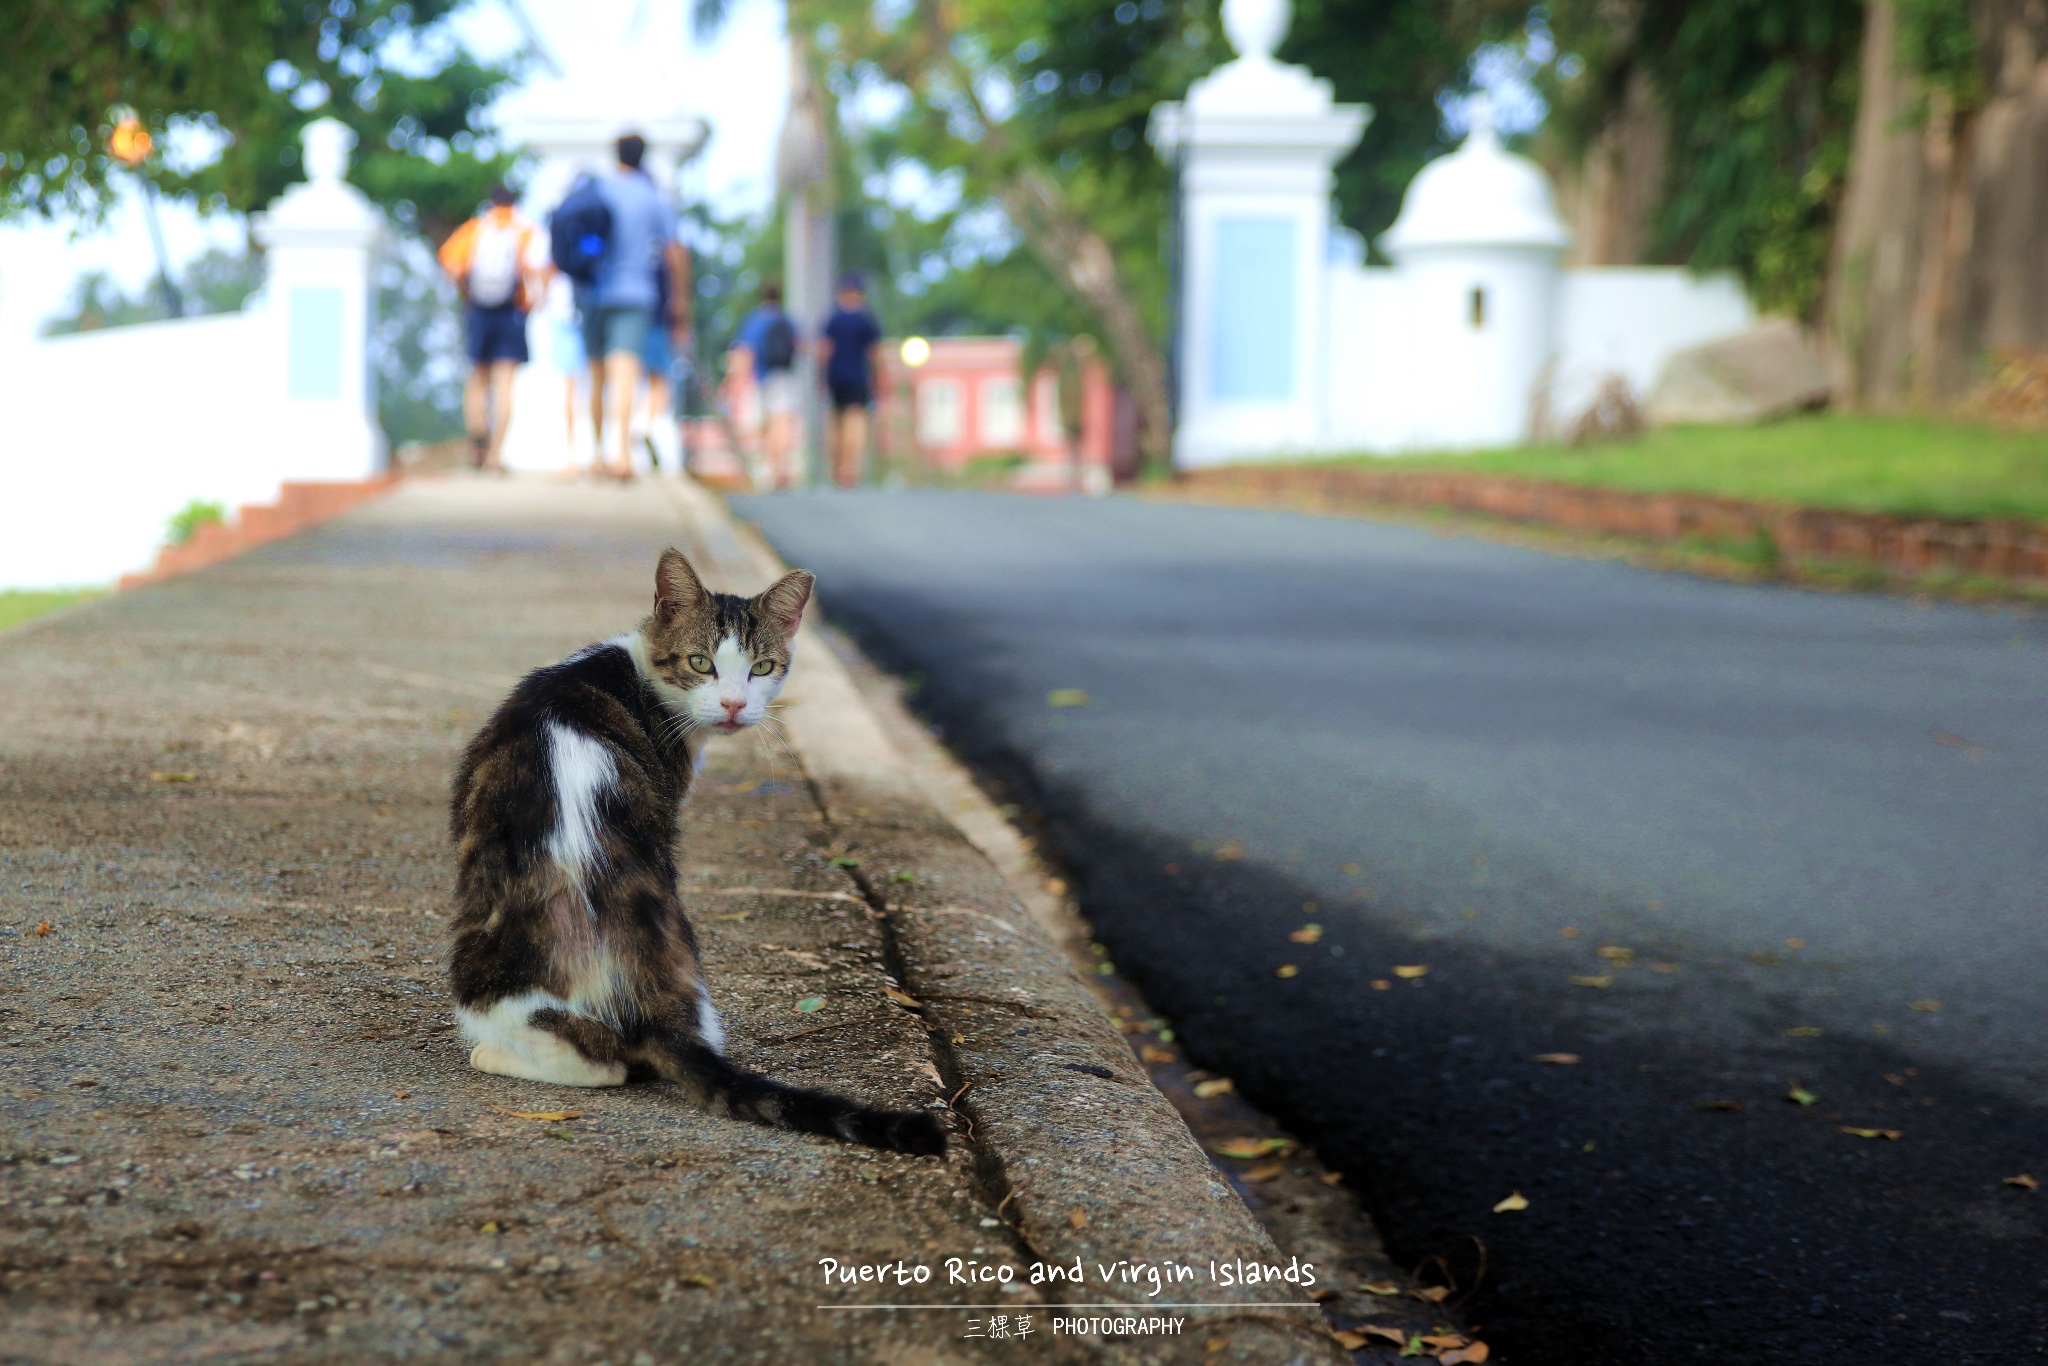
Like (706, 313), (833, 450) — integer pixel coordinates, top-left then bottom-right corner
(828, 377), (872, 410)
(465, 304), (529, 365)
(580, 306), (654, 362)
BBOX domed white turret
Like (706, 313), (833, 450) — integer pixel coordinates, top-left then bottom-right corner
(1381, 108), (1569, 257)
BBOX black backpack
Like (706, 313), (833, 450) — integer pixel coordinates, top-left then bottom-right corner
(549, 176), (612, 284)
(760, 314), (796, 371)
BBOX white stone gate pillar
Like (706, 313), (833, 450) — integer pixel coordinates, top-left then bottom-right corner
(1149, 0), (1368, 467)
(250, 118), (386, 479)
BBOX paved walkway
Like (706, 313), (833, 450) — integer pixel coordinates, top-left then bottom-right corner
(0, 479), (1335, 1365)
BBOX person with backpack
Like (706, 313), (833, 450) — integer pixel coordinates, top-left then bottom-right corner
(548, 133), (686, 483)
(733, 282), (799, 488)
(438, 185), (549, 472)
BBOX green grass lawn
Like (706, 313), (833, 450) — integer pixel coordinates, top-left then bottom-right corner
(1324, 415), (2048, 522)
(0, 588), (105, 635)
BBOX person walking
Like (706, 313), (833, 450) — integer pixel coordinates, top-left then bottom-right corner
(733, 282), (800, 488)
(438, 185), (548, 472)
(584, 133), (687, 482)
(817, 272), (882, 489)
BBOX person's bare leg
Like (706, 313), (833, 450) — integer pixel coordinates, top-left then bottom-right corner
(766, 411), (795, 489)
(484, 361), (518, 471)
(605, 351), (642, 479)
(835, 407), (868, 489)
(643, 374), (671, 474)
(462, 366), (488, 468)
(587, 360), (608, 477)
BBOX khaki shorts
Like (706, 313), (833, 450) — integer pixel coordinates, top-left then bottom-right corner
(761, 370), (799, 417)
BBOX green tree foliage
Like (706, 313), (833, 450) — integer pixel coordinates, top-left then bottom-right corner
(40, 245), (263, 335)
(1541, 0), (1864, 317)
(5, 1), (519, 240)
(1282, 0), (1520, 247)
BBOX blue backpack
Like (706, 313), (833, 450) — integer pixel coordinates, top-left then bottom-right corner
(549, 176), (612, 285)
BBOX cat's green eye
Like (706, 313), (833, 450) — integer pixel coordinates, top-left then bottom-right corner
(687, 654), (714, 674)
(750, 659), (775, 677)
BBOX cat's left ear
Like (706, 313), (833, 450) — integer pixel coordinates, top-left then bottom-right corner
(656, 549), (707, 625)
(756, 570), (814, 637)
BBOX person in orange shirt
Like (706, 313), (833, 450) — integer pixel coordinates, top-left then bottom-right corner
(438, 186), (549, 472)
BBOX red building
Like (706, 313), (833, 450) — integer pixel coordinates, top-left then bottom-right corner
(877, 336), (1119, 492)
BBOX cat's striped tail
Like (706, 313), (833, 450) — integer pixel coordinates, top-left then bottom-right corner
(648, 1031), (949, 1157)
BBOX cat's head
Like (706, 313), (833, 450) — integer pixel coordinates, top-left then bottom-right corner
(641, 549), (813, 735)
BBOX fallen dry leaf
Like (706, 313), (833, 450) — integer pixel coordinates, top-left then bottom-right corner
(1785, 937), (1806, 950)
(1492, 1190), (1529, 1213)
(1559, 926), (1580, 939)
(1786, 1086), (1818, 1107)
(1908, 999), (1941, 1013)
(1275, 964), (1300, 979)
(1370, 979), (1392, 991)
(1289, 923), (1324, 944)
(2004, 1174), (2039, 1191)
(918, 1062), (943, 1089)
(1420, 1335), (1469, 1350)
(1332, 1329), (1371, 1351)
(678, 1273), (715, 1288)
(1595, 945), (1633, 964)
(1441, 1343), (1491, 1364)
(1213, 840), (1244, 862)
(490, 1105), (583, 1122)
(1139, 1045), (1176, 1064)
(1067, 1207), (1088, 1229)
(1532, 1052), (1581, 1065)
(1213, 1137), (1293, 1159)
(1320, 1171), (1344, 1186)
(1567, 974), (1613, 989)
(1239, 1161), (1287, 1183)
(1362, 1324), (1412, 1344)
(1647, 961), (1680, 973)
(1192, 1078), (1234, 1099)
(1356, 1281), (1400, 1297)
(149, 771), (198, 783)
(31, 922), (53, 937)
(1393, 964), (1429, 979)
(882, 987), (923, 1010)
(1839, 1127), (1902, 1140)
(1410, 1285), (1451, 1304)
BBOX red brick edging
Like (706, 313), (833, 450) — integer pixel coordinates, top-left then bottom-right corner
(119, 476), (403, 590)
(1177, 466), (2048, 583)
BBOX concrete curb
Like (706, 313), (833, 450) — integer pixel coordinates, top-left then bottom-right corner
(662, 478), (1346, 1364)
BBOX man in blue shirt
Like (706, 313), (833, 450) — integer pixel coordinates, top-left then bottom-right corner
(583, 133), (686, 481)
(817, 272), (883, 489)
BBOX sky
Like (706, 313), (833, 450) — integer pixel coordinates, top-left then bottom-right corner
(0, 0), (791, 349)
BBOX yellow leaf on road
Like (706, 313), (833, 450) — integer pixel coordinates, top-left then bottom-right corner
(1411, 1285), (1451, 1303)
(2004, 1174), (2039, 1190)
(1289, 923), (1323, 944)
(1492, 1190), (1529, 1213)
(1047, 689), (1089, 707)
(1212, 1137), (1292, 1159)
(1532, 1053), (1581, 1064)
(1067, 1207), (1088, 1229)
(1392, 964), (1429, 979)
(1595, 945), (1633, 964)
(1192, 1078), (1234, 1099)
(1140, 1045), (1176, 1064)
(1442, 1343), (1492, 1364)
(1839, 1127), (1902, 1140)
(882, 987), (923, 1010)
(150, 771), (198, 783)
(491, 1105), (582, 1122)
(1275, 964), (1299, 978)
(1787, 1086), (1819, 1107)
(1568, 974), (1613, 989)
(1908, 999), (1941, 1013)
(1356, 1281), (1399, 1296)
(1240, 1161), (1286, 1183)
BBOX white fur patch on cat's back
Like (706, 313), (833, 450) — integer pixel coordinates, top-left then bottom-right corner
(545, 721), (616, 883)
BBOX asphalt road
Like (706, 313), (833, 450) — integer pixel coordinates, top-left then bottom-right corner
(737, 489), (2048, 1362)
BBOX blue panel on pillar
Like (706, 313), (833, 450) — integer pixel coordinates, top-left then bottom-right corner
(287, 286), (345, 399)
(1210, 217), (1295, 402)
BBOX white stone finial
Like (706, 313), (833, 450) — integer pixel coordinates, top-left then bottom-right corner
(301, 118), (355, 184)
(1222, 0), (1290, 60)
(1465, 94), (1499, 149)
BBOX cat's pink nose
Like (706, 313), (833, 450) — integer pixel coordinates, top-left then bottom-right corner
(721, 699), (745, 720)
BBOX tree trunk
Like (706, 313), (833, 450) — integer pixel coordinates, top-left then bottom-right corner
(1825, 0), (2048, 409)
(1552, 65), (1668, 267)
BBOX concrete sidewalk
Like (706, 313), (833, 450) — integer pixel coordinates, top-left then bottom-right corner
(0, 477), (1338, 1365)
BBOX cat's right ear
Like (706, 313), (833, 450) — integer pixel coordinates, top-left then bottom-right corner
(655, 549), (706, 625)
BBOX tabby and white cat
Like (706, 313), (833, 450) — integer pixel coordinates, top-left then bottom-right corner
(447, 549), (947, 1156)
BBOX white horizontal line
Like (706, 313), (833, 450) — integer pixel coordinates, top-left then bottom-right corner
(815, 1303), (1319, 1310)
